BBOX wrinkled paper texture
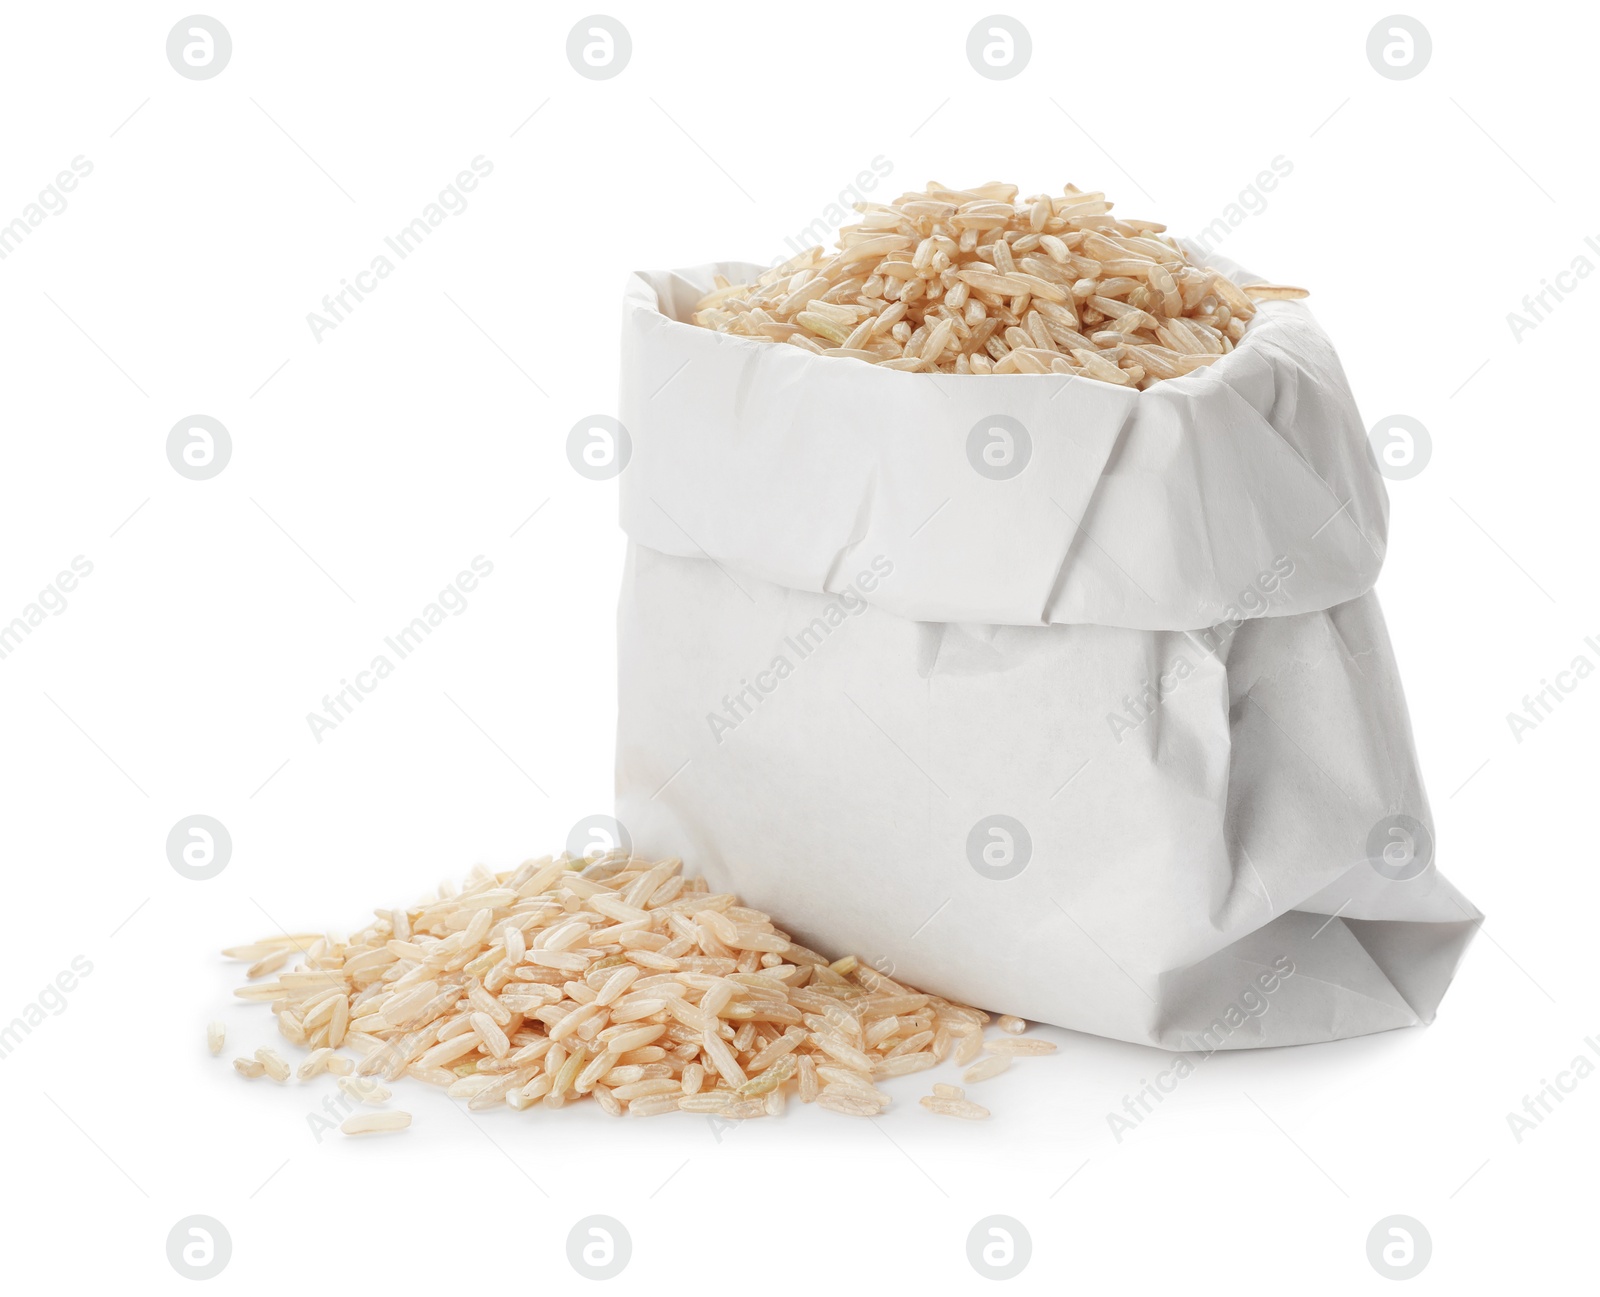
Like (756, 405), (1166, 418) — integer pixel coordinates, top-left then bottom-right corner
(614, 258), (1478, 1050)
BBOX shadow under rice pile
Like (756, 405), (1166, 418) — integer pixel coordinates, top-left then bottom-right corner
(222, 852), (1059, 1125)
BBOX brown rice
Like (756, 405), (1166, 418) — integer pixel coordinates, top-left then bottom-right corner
(223, 851), (1074, 1121)
(692, 181), (1308, 388)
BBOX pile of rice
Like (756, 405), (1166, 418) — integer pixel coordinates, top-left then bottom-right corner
(692, 180), (1306, 386)
(222, 852), (1056, 1125)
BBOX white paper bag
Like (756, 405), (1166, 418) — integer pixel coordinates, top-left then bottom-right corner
(614, 255), (1478, 1050)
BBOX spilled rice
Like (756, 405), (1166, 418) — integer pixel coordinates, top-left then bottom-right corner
(221, 851), (1057, 1126)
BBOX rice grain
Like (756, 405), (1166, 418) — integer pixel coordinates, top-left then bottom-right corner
(963, 1054), (1013, 1084)
(984, 1038), (1058, 1056)
(920, 1096), (991, 1120)
(255, 1048), (290, 1082)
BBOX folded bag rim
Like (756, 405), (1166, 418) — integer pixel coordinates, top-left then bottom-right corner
(618, 250), (1390, 631)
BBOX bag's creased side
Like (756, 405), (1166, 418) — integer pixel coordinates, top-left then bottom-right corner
(616, 545), (1476, 1049)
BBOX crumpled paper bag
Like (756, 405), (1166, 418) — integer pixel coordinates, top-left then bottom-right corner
(612, 255), (1478, 1050)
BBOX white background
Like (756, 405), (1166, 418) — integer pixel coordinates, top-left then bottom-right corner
(1, 2), (1593, 1291)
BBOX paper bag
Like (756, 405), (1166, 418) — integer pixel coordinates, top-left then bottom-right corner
(613, 255), (1478, 1050)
